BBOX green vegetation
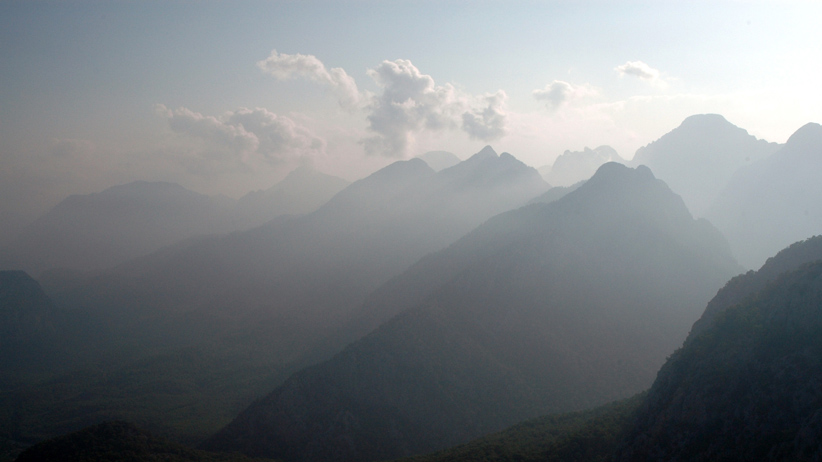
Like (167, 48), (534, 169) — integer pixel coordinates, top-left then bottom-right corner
(395, 393), (643, 462)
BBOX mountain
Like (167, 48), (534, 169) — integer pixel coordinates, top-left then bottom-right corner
(203, 163), (740, 462)
(0, 271), (56, 345)
(614, 242), (822, 461)
(235, 165), (349, 228)
(631, 114), (779, 216)
(415, 151), (461, 171)
(539, 145), (623, 187)
(13, 421), (273, 462)
(14, 146), (547, 446)
(0, 182), (237, 274)
(705, 122), (822, 269)
(398, 394), (643, 462)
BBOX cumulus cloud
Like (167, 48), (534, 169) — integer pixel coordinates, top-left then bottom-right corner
(257, 49), (361, 109)
(156, 104), (325, 163)
(533, 80), (598, 109)
(462, 91), (508, 141)
(615, 61), (666, 86)
(363, 59), (507, 157)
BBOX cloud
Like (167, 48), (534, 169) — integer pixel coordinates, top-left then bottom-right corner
(462, 91), (508, 141)
(533, 80), (598, 109)
(363, 59), (507, 157)
(257, 49), (361, 109)
(156, 104), (325, 163)
(615, 61), (666, 86)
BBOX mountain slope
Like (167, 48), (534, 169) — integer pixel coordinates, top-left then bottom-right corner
(203, 163), (740, 462)
(631, 114), (779, 216)
(705, 122), (822, 269)
(614, 255), (822, 461)
(539, 145), (623, 187)
(0, 182), (237, 274)
(234, 165), (349, 229)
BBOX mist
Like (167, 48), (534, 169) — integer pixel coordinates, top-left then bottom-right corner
(2, 2), (822, 462)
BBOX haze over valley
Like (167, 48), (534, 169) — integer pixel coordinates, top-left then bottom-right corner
(2, 2), (822, 461)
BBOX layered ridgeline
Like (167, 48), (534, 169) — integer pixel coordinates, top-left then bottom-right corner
(538, 145), (624, 187)
(614, 235), (822, 461)
(203, 163), (741, 462)
(631, 114), (779, 217)
(0, 166), (348, 274)
(705, 122), (822, 269)
(12, 147), (546, 445)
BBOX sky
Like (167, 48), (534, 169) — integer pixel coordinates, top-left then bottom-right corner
(1, 0), (821, 242)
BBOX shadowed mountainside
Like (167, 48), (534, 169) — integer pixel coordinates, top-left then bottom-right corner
(203, 163), (740, 462)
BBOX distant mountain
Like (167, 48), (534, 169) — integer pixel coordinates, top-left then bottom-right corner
(614, 244), (822, 461)
(415, 151), (461, 171)
(631, 114), (779, 216)
(14, 421), (272, 462)
(539, 145), (623, 187)
(23, 146), (547, 445)
(0, 182), (237, 274)
(705, 122), (822, 269)
(203, 163), (740, 462)
(235, 165), (349, 228)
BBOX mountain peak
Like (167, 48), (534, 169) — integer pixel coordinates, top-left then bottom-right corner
(470, 145), (498, 160)
(678, 113), (732, 129)
(784, 122), (822, 148)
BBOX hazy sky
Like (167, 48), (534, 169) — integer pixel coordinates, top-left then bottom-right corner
(1, 1), (821, 237)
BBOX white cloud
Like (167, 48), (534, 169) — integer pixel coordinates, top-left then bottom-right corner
(257, 49), (361, 110)
(615, 61), (666, 87)
(363, 59), (508, 157)
(533, 80), (599, 109)
(156, 104), (325, 163)
(462, 91), (508, 141)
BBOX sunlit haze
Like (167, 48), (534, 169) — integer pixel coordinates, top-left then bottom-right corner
(1, 1), (821, 237)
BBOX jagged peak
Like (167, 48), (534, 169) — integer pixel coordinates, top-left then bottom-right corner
(469, 145), (498, 161)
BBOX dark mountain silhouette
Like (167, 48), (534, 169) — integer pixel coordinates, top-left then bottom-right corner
(235, 165), (349, 228)
(688, 235), (822, 340)
(705, 122), (822, 269)
(0, 271), (56, 345)
(203, 163), (740, 462)
(398, 394), (643, 462)
(631, 114), (779, 216)
(0, 182), (237, 274)
(539, 145), (623, 187)
(13, 421), (273, 462)
(415, 151), (461, 171)
(614, 248), (822, 461)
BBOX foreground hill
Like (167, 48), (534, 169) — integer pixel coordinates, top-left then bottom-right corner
(398, 394), (643, 462)
(204, 163), (740, 462)
(614, 236), (822, 461)
(13, 421), (273, 462)
(706, 122), (822, 269)
(631, 114), (778, 216)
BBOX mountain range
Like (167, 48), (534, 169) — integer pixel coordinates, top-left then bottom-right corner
(203, 162), (741, 462)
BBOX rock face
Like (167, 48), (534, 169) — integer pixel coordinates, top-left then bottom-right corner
(631, 114), (779, 217)
(203, 163), (741, 462)
(615, 251), (822, 461)
(705, 122), (822, 269)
